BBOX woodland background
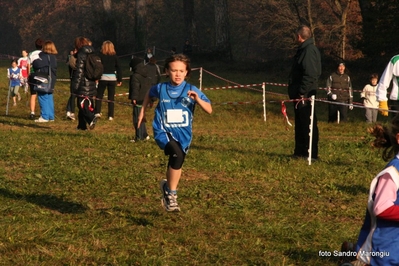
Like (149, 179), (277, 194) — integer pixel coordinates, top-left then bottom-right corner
(0, 0), (399, 65)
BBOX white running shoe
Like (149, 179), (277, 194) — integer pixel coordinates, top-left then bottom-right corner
(160, 179), (180, 212)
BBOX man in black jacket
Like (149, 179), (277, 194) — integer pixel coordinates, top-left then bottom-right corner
(288, 25), (321, 160)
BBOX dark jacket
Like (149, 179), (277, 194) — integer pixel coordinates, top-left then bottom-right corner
(99, 54), (122, 82)
(70, 45), (97, 97)
(288, 38), (322, 99)
(146, 62), (161, 86)
(128, 62), (151, 105)
(32, 52), (57, 90)
(327, 72), (353, 103)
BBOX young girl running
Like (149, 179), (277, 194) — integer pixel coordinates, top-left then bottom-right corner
(138, 54), (212, 212)
(355, 115), (399, 265)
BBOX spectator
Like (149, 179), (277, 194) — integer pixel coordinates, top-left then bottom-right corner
(147, 57), (161, 86)
(137, 54), (212, 212)
(128, 57), (151, 142)
(361, 73), (379, 123)
(94, 40), (122, 121)
(32, 40), (58, 122)
(28, 38), (44, 119)
(287, 25), (321, 160)
(70, 37), (98, 130)
(144, 47), (153, 64)
(326, 62), (353, 123)
(66, 48), (77, 120)
(7, 60), (21, 107)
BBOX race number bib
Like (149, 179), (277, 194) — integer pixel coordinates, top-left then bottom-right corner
(166, 109), (184, 123)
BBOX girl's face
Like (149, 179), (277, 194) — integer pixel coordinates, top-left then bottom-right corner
(371, 78), (378, 86)
(22, 50), (28, 57)
(165, 61), (188, 86)
(11, 62), (17, 68)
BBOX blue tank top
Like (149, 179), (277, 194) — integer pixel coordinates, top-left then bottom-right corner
(150, 81), (209, 153)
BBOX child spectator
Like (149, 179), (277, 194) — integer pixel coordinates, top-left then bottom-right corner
(18, 50), (30, 94)
(361, 73), (379, 123)
(137, 54), (212, 212)
(7, 60), (21, 106)
(355, 116), (399, 265)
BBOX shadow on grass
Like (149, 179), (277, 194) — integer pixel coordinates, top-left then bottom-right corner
(0, 188), (87, 214)
(97, 207), (160, 226)
(0, 115), (51, 129)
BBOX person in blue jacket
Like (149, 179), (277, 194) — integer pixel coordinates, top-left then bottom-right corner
(138, 54), (212, 212)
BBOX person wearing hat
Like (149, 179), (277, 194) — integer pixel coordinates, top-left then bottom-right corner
(326, 62), (353, 123)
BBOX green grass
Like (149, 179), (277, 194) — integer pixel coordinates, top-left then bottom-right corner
(0, 59), (387, 265)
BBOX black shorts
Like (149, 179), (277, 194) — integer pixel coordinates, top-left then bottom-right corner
(164, 139), (186, 169)
(28, 75), (37, 95)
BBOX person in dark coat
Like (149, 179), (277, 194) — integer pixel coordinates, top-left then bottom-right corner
(129, 57), (151, 141)
(147, 57), (161, 86)
(70, 37), (98, 130)
(287, 25), (321, 160)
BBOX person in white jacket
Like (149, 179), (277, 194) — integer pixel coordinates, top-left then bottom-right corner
(376, 55), (399, 117)
(361, 73), (379, 123)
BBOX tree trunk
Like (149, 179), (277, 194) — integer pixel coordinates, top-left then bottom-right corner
(183, 0), (198, 52)
(101, 0), (117, 43)
(306, 0), (316, 45)
(214, 0), (233, 61)
(135, 0), (147, 52)
(340, 0), (351, 60)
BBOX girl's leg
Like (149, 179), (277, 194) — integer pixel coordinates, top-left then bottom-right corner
(95, 81), (106, 115)
(107, 81), (116, 118)
(77, 97), (88, 130)
(12, 87), (17, 104)
(166, 167), (182, 191)
(164, 140), (186, 192)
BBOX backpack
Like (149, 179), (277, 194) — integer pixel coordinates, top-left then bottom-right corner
(84, 53), (103, 80)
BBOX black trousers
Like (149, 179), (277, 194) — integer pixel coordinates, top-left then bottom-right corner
(293, 101), (319, 159)
(132, 105), (148, 140)
(389, 100), (399, 117)
(77, 96), (95, 130)
(95, 80), (116, 118)
(328, 101), (348, 122)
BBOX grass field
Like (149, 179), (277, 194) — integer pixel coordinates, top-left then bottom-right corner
(0, 58), (388, 265)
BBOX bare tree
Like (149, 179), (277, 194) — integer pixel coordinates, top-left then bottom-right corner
(135, 0), (147, 52)
(101, 0), (117, 43)
(323, 0), (352, 60)
(214, 0), (233, 60)
(183, 0), (198, 51)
